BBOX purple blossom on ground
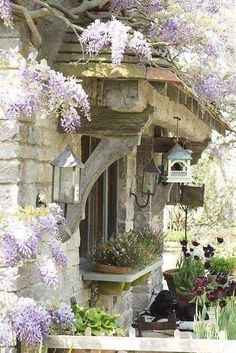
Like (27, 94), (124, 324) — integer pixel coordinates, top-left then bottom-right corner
(49, 241), (68, 268)
(8, 298), (51, 347)
(37, 259), (59, 290)
(48, 303), (75, 328)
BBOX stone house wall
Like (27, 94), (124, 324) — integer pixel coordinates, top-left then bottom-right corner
(0, 25), (164, 332)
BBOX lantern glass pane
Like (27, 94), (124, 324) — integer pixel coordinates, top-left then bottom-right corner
(142, 171), (157, 195)
(52, 167), (60, 202)
(59, 167), (74, 203)
(74, 167), (80, 202)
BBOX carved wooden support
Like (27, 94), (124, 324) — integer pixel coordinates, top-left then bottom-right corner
(67, 135), (140, 234)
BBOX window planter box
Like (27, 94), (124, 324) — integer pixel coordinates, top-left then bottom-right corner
(81, 258), (162, 295)
(82, 257), (162, 284)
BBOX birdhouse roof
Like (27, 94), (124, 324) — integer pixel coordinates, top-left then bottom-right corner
(50, 146), (84, 168)
(164, 143), (192, 160)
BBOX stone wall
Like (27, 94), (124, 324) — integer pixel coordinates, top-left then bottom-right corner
(0, 25), (90, 310)
(0, 25), (166, 334)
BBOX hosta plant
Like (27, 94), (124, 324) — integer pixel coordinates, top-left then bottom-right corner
(72, 305), (124, 336)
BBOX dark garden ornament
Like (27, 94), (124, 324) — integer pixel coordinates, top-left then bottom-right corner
(130, 159), (161, 208)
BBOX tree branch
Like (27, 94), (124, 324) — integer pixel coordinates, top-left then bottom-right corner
(71, 0), (110, 15)
(12, 3), (42, 47)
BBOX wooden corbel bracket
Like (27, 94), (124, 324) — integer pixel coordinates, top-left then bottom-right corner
(67, 135), (140, 234)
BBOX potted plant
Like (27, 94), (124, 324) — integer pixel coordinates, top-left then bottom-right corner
(93, 228), (164, 273)
(192, 273), (236, 339)
(208, 256), (236, 276)
(174, 255), (205, 302)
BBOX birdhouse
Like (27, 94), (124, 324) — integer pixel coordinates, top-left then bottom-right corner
(162, 143), (192, 184)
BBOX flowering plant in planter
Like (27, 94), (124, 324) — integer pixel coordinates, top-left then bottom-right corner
(192, 273), (236, 339)
(173, 236), (234, 295)
(93, 228), (164, 270)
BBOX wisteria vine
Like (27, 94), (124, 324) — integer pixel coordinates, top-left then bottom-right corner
(0, 51), (90, 133)
(0, 204), (75, 348)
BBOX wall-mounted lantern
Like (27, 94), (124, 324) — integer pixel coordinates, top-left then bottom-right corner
(130, 159), (161, 208)
(50, 146), (84, 218)
(162, 143), (192, 184)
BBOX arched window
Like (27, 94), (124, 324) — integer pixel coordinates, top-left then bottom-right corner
(79, 136), (118, 259)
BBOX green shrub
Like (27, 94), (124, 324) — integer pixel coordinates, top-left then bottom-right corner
(72, 306), (124, 336)
(174, 256), (205, 292)
(165, 231), (193, 242)
(209, 256), (236, 274)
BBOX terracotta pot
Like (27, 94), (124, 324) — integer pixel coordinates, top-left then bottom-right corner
(175, 288), (195, 303)
(94, 262), (131, 274)
(163, 268), (179, 296)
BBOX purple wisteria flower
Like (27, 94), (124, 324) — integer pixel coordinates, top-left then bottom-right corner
(40, 213), (59, 236)
(37, 259), (59, 290)
(1, 54), (90, 133)
(0, 267), (19, 291)
(0, 0), (12, 27)
(1, 233), (21, 267)
(112, 0), (136, 9)
(49, 241), (68, 268)
(48, 303), (75, 329)
(195, 72), (224, 104)
(60, 108), (81, 133)
(206, 0), (220, 13)
(0, 321), (14, 348)
(128, 30), (152, 61)
(82, 19), (152, 65)
(8, 298), (51, 347)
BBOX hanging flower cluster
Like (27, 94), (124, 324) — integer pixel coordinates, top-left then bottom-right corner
(0, 204), (67, 289)
(2, 299), (75, 347)
(81, 18), (152, 65)
(0, 0), (12, 27)
(0, 52), (90, 133)
(0, 205), (76, 348)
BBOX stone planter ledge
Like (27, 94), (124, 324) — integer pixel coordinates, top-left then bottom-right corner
(81, 257), (163, 283)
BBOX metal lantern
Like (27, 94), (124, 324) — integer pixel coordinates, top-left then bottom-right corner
(162, 143), (192, 184)
(141, 159), (160, 196)
(50, 146), (84, 216)
(130, 159), (161, 208)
